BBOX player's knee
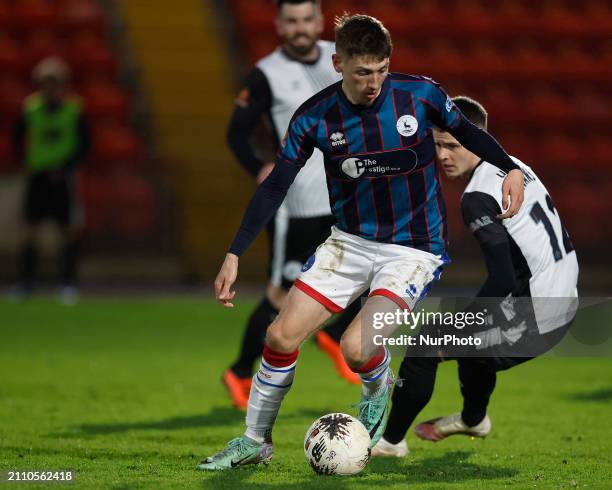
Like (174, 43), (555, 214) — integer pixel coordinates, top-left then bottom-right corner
(339, 333), (366, 368)
(265, 319), (299, 353)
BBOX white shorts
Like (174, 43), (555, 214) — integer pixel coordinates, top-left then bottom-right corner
(295, 226), (448, 313)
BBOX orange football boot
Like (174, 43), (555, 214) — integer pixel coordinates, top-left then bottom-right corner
(222, 369), (251, 410)
(315, 331), (360, 384)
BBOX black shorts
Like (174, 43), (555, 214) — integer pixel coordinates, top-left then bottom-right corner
(24, 172), (77, 227)
(267, 214), (336, 290)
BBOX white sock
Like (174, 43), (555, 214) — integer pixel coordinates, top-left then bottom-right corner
(359, 347), (391, 397)
(245, 356), (297, 443)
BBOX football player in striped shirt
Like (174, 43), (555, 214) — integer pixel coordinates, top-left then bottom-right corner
(199, 15), (524, 470)
(372, 96), (578, 457)
(224, 0), (361, 412)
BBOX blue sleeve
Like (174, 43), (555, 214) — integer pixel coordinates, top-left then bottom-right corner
(424, 80), (462, 131)
(275, 109), (318, 168)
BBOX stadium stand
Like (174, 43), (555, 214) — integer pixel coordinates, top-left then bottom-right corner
(228, 0), (611, 257)
(0, 0), (156, 241)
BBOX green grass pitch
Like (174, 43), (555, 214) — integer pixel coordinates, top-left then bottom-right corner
(1, 298), (611, 489)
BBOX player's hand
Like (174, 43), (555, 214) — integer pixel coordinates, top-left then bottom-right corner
(256, 162), (275, 184)
(214, 253), (239, 308)
(498, 169), (524, 219)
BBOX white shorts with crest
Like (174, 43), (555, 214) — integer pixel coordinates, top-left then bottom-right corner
(295, 226), (447, 312)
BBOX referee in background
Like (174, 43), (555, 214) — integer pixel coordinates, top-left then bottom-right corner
(12, 56), (91, 304)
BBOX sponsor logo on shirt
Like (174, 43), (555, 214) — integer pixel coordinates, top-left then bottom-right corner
(396, 115), (418, 137)
(329, 131), (347, 148)
(340, 157), (403, 179)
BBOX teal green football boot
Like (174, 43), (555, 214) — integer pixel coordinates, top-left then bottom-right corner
(356, 368), (394, 447)
(197, 436), (273, 471)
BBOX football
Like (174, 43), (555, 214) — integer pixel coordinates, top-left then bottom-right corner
(304, 413), (371, 475)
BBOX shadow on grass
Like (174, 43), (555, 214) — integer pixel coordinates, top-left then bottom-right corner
(565, 387), (612, 403)
(199, 451), (518, 488)
(56, 406), (333, 437)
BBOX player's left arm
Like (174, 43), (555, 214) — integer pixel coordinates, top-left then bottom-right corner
(462, 191), (516, 298)
(425, 83), (524, 219)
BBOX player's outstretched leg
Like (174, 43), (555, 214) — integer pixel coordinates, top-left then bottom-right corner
(372, 356), (440, 457)
(415, 360), (495, 442)
(340, 306), (394, 447)
(198, 288), (332, 471)
(351, 346), (394, 447)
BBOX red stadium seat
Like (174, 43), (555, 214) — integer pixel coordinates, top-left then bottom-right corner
(92, 125), (142, 168)
(66, 33), (116, 82)
(22, 32), (66, 74)
(57, 0), (105, 35)
(0, 79), (30, 121)
(113, 174), (155, 235)
(244, 33), (279, 66)
(0, 2), (14, 34)
(81, 82), (129, 122)
(12, 0), (58, 33)
(0, 35), (23, 74)
(589, 136), (612, 169)
(80, 171), (155, 236)
(539, 134), (583, 169)
(495, 132), (541, 166)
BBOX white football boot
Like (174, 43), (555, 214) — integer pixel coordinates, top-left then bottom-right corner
(415, 413), (491, 442)
(371, 436), (409, 457)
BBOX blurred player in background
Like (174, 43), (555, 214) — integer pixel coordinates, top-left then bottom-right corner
(224, 0), (361, 410)
(201, 16), (525, 470)
(373, 96), (578, 457)
(12, 56), (91, 305)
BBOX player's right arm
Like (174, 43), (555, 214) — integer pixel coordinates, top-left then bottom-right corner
(226, 68), (274, 179)
(423, 81), (524, 218)
(214, 110), (318, 307)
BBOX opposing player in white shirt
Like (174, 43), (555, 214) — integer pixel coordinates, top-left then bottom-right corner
(374, 95), (578, 457)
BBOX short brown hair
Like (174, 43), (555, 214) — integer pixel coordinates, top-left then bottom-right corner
(334, 14), (392, 60)
(452, 96), (488, 130)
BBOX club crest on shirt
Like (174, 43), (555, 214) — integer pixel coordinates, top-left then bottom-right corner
(396, 115), (418, 137)
(302, 254), (316, 272)
(329, 131), (347, 148)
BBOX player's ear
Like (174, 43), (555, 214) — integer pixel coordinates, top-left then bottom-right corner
(332, 53), (342, 73)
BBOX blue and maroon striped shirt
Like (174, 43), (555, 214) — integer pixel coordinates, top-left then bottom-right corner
(277, 73), (461, 256)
